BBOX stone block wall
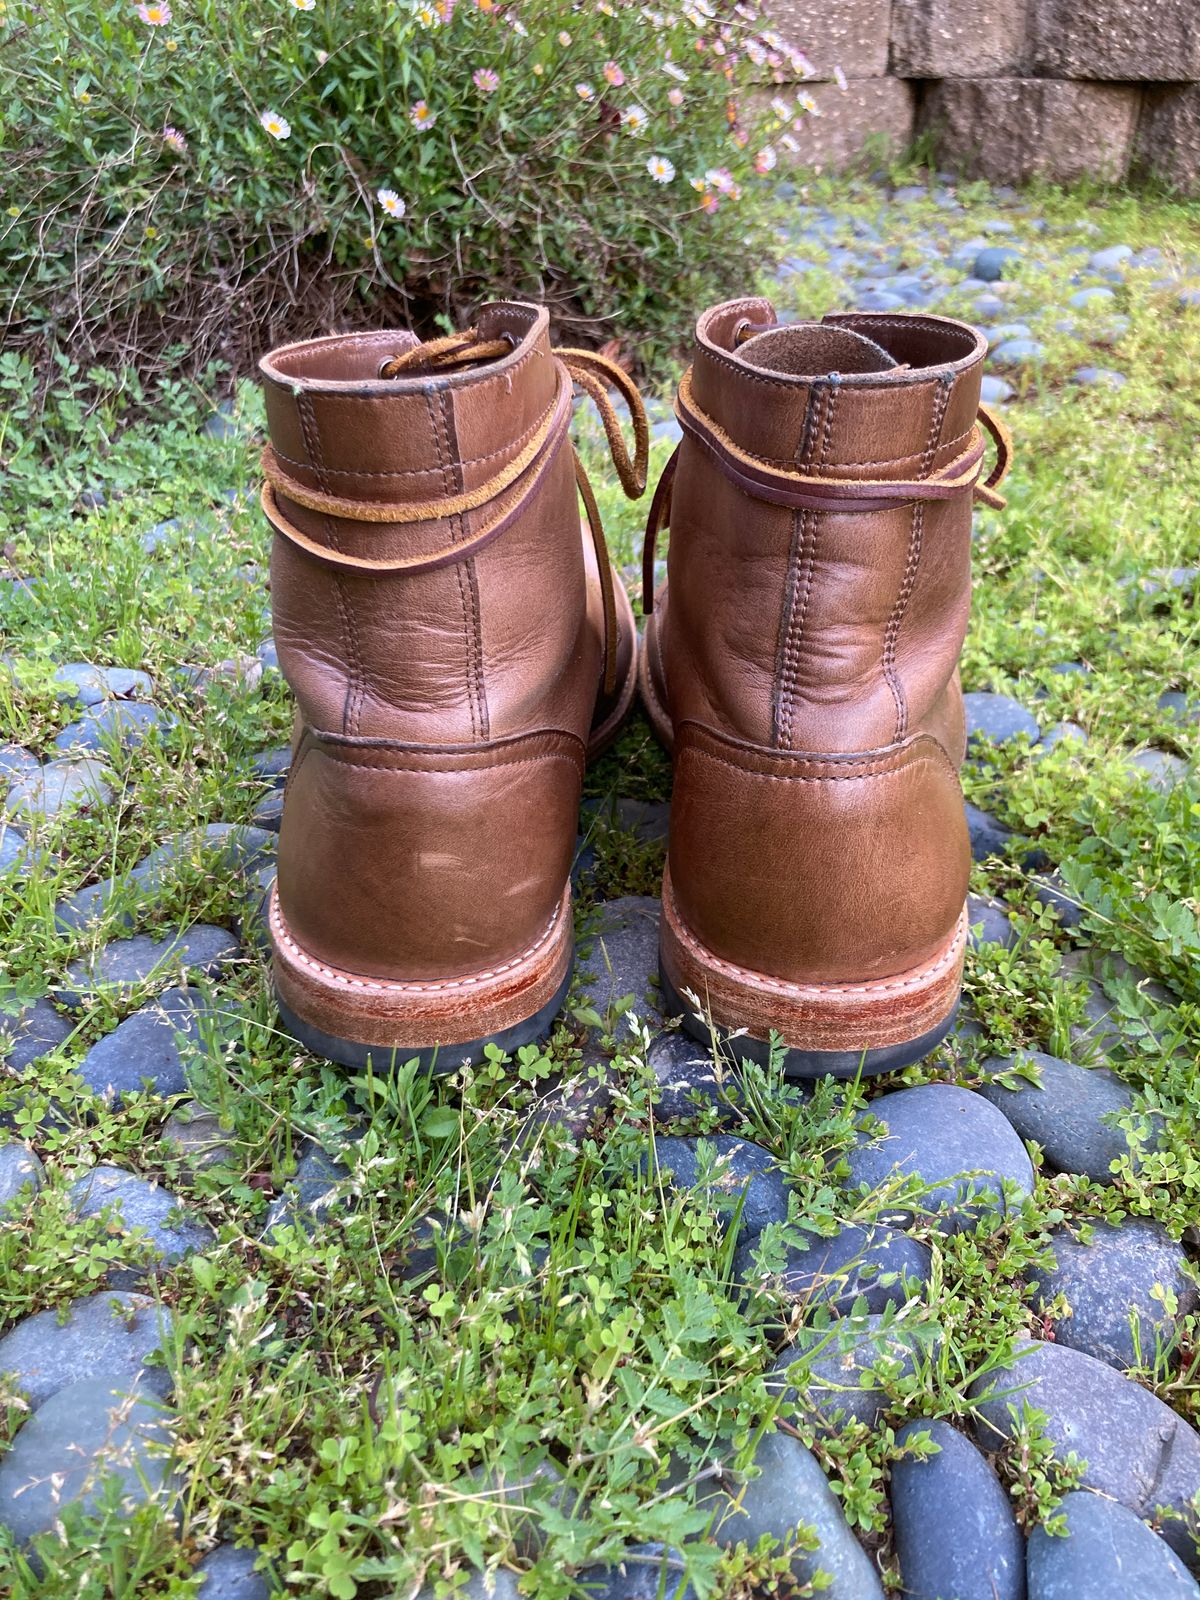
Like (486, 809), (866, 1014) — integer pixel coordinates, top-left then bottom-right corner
(771, 0), (1200, 192)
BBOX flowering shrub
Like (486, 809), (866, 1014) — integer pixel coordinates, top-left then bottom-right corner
(3, 0), (824, 391)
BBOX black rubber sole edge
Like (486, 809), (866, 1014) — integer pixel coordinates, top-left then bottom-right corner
(276, 962), (574, 1074)
(659, 961), (958, 1080)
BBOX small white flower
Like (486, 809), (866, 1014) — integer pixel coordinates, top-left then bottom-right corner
(260, 111), (291, 140)
(833, 64), (848, 91)
(646, 153), (675, 183)
(662, 59), (687, 81)
(623, 104), (649, 134)
(289, 0), (315, 10)
(575, 81), (595, 100)
(377, 187), (407, 218)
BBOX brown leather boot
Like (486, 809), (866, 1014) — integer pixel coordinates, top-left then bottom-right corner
(258, 303), (644, 1069)
(640, 299), (1011, 1077)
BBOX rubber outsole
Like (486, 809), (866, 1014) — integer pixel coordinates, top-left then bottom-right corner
(659, 961), (958, 1079)
(276, 963), (574, 1073)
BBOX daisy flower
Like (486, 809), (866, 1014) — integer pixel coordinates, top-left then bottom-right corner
(769, 95), (791, 121)
(796, 90), (820, 116)
(162, 125), (188, 154)
(377, 188), (407, 218)
(259, 110), (291, 140)
(414, 4), (438, 25)
(662, 59), (687, 81)
(473, 67), (500, 92)
(834, 64), (848, 91)
(137, 1), (171, 23)
(316, 48), (328, 63)
(558, 29), (571, 43)
(409, 100), (437, 129)
(603, 60), (625, 85)
(667, 87), (683, 106)
(705, 165), (735, 194)
(754, 145), (776, 174)
(289, 0), (315, 10)
(575, 81), (595, 100)
(700, 191), (719, 214)
(623, 104), (649, 134)
(646, 153), (675, 183)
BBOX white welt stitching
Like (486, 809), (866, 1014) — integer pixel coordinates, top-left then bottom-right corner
(269, 885), (564, 994)
(667, 881), (966, 998)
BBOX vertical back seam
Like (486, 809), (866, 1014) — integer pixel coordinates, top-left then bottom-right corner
(882, 375), (953, 740)
(296, 392), (362, 736)
(427, 390), (480, 741)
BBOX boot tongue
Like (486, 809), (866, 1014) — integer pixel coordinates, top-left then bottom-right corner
(737, 321), (898, 378)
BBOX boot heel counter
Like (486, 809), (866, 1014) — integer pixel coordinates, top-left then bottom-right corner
(277, 730), (584, 982)
(669, 725), (969, 986)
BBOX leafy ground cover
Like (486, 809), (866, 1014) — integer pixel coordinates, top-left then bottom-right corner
(0, 169), (1198, 1597)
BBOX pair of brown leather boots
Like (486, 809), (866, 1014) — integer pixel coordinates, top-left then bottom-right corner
(258, 298), (1009, 1078)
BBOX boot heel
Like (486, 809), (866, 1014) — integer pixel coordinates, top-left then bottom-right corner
(270, 884), (574, 1072)
(659, 874), (965, 1079)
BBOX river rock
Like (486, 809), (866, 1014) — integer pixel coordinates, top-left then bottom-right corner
(0, 1289), (174, 1407)
(576, 897), (662, 1031)
(263, 1142), (351, 1238)
(0, 1141), (44, 1209)
(194, 1544), (272, 1599)
(970, 1339), (1200, 1567)
(58, 926), (239, 1009)
(69, 1166), (214, 1285)
(978, 1051), (1141, 1181)
(844, 1084), (1034, 1234)
(577, 1544), (695, 1598)
(1, 996), (73, 1073)
(647, 1134), (790, 1244)
(967, 893), (1017, 950)
(892, 1418), (1025, 1600)
(1029, 1219), (1198, 1370)
(770, 1315), (936, 1435)
(647, 1031), (747, 1127)
(6, 757), (114, 821)
(1026, 1490), (1200, 1598)
(964, 692), (1041, 747)
(736, 1223), (932, 1317)
(76, 987), (218, 1106)
(0, 1379), (180, 1544)
(680, 1427), (884, 1597)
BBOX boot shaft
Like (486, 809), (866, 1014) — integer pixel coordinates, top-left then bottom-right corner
(658, 298), (990, 756)
(260, 303), (598, 746)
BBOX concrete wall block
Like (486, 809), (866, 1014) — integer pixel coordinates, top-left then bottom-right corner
(777, 77), (917, 169)
(1134, 86), (1200, 195)
(763, 0), (894, 80)
(890, 0), (1028, 79)
(919, 79), (1140, 186)
(1031, 0), (1200, 83)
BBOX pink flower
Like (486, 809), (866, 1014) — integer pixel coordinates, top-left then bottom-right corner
(162, 125), (187, 154)
(603, 60), (625, 86)
(667, 87), (684, 107)
(136, 1), (171, 22)
(472, 67), (500, 93)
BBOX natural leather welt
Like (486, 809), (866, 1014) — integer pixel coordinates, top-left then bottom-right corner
(277, 730), (584, 981)
(668, 724), (970, 985)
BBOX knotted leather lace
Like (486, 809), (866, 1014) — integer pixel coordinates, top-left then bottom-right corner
(260, 329), (648, 695)
(641, 364), (1013, 612)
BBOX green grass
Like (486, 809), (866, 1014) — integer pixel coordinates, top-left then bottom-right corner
(1, 173), (1199, 1597)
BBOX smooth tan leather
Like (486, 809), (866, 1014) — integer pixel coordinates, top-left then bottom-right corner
(648, 299), (988, 993)
(260, 304), (618, 988)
